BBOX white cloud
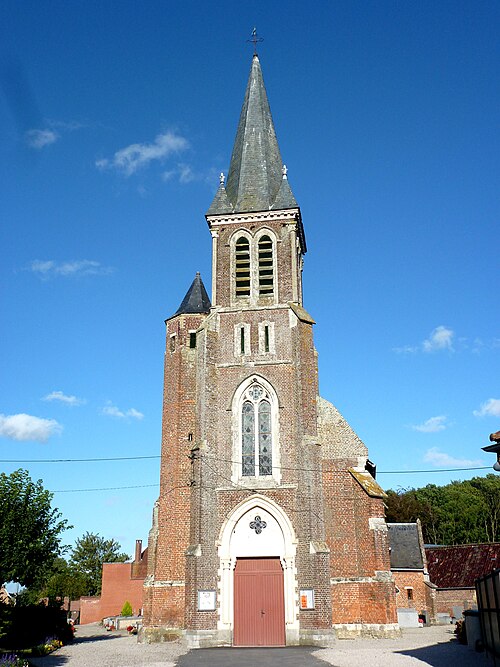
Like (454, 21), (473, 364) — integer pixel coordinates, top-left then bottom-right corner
(102, 403), (144, 420)
(29, 259), (114, 279)
(393, 325), (454, 354)
(424, 447), (483, 468)
(473, 398), (500, 418)
(43, 391), (86, 406)
(411, 415), (448, 433)
(96, 131), (189, 176)
(0, 413), (62, 442)
(422, 326), (454, 352)
(25, 128), (59, 149)
(163, 162), (196, 184)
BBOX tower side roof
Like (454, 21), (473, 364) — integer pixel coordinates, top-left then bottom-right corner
(172, 272), (211, 317)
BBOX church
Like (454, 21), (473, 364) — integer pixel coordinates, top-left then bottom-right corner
(142, 52), (398, 647)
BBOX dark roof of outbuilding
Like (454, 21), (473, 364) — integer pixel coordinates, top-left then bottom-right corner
(207, 55), (298, 216)
(425, 543), (500, 588)
(171, 272), (211, 318)
(387, 523), (424, 570)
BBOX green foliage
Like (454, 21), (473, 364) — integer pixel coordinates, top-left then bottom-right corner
(120, 601), (133, 617)
(386, 474), (500, 545)
(0, 604), (73, 650)
(69, 532), (129, 596)
(41, 558), (88, 603)
(0, 470), (70, 588)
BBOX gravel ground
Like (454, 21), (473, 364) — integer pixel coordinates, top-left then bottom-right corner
(28, 623), (187, 667)
(314, 626), (491, 667)
(28, 623), (492, 667)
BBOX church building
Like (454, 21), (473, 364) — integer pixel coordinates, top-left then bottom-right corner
(143, 53), (398, 647)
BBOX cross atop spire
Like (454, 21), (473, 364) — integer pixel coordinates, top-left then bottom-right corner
(247, 27), (264, 55)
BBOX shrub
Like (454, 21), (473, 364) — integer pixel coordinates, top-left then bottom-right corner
(0, 604), (72, 650)
(120, 601), (133, 617)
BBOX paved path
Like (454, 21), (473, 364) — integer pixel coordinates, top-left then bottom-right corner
(177, 646), (325, 667)
(28, 623), (491, 667)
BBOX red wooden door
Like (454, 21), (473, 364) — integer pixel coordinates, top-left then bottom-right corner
(233, 557), (285, 646)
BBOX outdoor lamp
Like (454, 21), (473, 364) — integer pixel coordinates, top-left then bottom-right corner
(482, 431), (500, 472)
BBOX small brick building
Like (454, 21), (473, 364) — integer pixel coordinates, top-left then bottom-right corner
(80, 540), (147, 624)
(142, 53), (397, 647)
(426, 543), (500, 618)
(387, 522), (436, 624)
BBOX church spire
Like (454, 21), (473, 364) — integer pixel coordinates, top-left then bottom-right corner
(208, 54), (297, 215)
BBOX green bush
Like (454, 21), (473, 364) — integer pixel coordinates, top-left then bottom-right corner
(120, 601), (133, 617)
(0, 604), (72, 650)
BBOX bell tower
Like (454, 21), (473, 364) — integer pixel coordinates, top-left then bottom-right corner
(143, 52), (397, 647)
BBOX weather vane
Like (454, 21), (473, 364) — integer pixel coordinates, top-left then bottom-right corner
(247, 27), (264, 55)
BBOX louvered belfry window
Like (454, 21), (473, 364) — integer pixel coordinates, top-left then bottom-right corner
(241, 383), (273, 477)
(235, 237), (251, 296)
(258, 235), (274, 295)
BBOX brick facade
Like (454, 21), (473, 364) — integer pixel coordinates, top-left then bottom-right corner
(142, 55), (397, 646)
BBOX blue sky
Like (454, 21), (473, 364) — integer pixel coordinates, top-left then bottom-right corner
(1, 1), (499, 560)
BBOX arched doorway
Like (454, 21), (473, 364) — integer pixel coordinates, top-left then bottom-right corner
(217, 495), (298, 646)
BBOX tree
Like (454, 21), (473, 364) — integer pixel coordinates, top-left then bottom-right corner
(386, 475), (500, 545)
(41, 557), (88, 602)
(0, 469), (69, 588)
(69, 532), (130, 596)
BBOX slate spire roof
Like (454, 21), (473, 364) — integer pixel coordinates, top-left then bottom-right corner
(207, 54), (298, 215)
(172, 272), (211, 317)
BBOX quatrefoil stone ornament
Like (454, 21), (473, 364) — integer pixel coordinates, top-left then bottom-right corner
(249, 515), (267, 534)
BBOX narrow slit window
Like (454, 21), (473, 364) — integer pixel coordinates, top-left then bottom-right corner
(235, 237), (251, 296)
(240, 327), (245, 355)
(264, 325), (270, 353)
(258, 235), (274, 296)
(189, 332), (197, 348)
(170, 335), (176, 353)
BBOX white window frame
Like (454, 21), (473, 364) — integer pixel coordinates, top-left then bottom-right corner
(231, 376), (280, 484)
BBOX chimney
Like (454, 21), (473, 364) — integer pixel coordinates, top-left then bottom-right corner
(134, 539), (142, 564)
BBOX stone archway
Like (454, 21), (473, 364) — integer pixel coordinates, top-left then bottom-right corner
(216, 494), (298, 644)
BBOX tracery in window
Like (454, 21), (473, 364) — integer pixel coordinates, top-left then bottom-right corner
(258, 235), (274, 296)
(235, 237), (250, 296)
(240, 383), (273, 477)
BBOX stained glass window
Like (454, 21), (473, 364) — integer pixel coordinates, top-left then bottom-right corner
(258, 400), (272, 475)
(241, 401), (255, 476)
(240, 384), (273, 477)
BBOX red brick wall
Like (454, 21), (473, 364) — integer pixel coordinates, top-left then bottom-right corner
(79, 597), (102, 624)
(79, 563), (145, 624)
(434, 588), (476, 615)
(392, 571), (433, 616)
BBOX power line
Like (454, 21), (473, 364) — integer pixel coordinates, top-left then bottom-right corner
(54, 483), (159, 493)
(0, 455), (159, 463)
(0, 453), (491, 475)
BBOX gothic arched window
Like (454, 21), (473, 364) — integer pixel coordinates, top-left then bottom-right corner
(258, 235), (274, 296)
(240, 383), (273, 477)
(235, 237), (250, 296)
